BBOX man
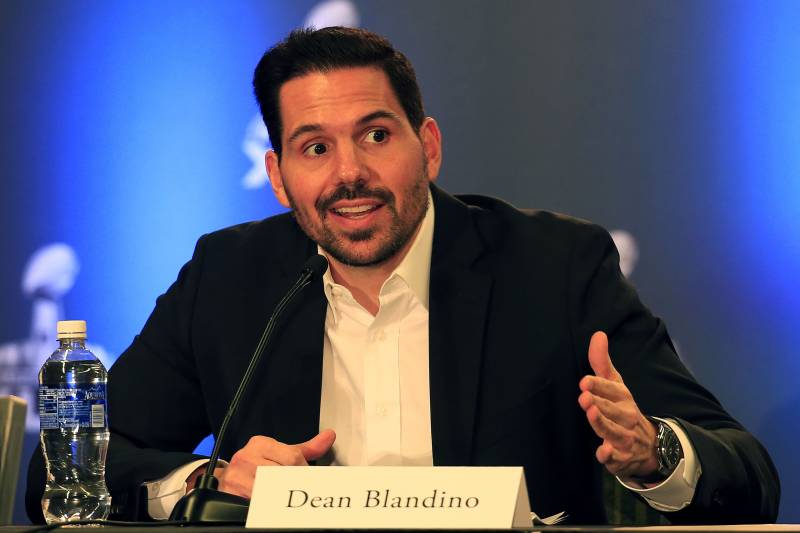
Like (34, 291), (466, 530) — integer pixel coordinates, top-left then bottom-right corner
(27, 27), (779, 524)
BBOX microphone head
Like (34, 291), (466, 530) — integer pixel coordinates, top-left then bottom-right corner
(302, 254), (329, 280)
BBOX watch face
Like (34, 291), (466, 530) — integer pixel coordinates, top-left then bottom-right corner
(664, 431), (682, 466)
(659, 423), (683, 474)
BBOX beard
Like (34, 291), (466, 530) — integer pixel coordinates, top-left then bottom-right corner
(284, 163), (430, 268)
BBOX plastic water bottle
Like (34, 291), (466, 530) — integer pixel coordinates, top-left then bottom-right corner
(39, 320), (111, 523)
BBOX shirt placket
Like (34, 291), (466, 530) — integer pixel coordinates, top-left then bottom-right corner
(364, 287), (403, 465)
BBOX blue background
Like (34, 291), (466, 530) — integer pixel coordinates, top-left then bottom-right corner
(1, 0), (797, 523)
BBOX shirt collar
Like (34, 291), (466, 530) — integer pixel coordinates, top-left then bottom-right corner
(392, 189), (434, 308)
(320, 189), (435, 316)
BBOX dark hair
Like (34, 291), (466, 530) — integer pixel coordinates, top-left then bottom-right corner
(253, 27), (425, 156)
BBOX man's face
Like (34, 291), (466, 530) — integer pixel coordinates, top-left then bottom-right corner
(266, 67), (441, 267)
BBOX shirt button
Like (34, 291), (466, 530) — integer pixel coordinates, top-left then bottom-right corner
(375, 329), (386, 341)
(376, 405), (388, 417)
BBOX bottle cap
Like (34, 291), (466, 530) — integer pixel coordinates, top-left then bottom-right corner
(57, 320), (87, 340)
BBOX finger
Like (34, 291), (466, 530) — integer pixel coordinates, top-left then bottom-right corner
(585, 404), (633, 447)
(595, 441), (614, 464)
(587, 331), (621, 382)
(596, 440), (635, 465)
(599, 451), (634, 476)
(297, 428), (336, 461)
(578, 391), (638, 429)
(579, 375), (630, 402)
(597, 446), (641, 478)
(240, 435), (305, 466)
(578, 390), (592, 411)
(265, 444), (309, 466)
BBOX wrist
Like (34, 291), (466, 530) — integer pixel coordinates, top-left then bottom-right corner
(185, 464), (208, 493)
(632, 418), (684, 483)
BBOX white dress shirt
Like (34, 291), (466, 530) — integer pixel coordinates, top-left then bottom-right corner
(317, 190), (435, 467)
(146, 193), (699, 517)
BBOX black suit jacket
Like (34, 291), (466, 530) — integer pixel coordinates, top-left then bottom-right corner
(27, 186), (779, 523)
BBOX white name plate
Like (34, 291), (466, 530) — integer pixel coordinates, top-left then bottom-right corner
(246, 466), (532, 530)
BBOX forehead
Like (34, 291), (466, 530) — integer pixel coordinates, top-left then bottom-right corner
(278, 67), (407, 136)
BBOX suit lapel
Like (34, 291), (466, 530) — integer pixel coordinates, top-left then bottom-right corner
(428, 186), (493, 465)
(261, 231), (328, 445)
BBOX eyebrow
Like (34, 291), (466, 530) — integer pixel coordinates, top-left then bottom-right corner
(286, 123), (322, 146)
(356, 110), (403, 126)
(285, 110), (404, 146)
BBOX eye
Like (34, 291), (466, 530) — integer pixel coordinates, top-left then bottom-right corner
(365, 129), (388, 144)
(303, 143), (327, 157)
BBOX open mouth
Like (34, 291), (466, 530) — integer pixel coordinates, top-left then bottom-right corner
(329, 203), (384, 220)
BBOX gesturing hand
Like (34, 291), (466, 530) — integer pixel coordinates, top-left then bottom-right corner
(217, 429), (336, 499)
(578, 332), (659, 480)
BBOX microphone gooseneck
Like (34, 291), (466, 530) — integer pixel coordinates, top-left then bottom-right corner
(199, 253), (328, 489)
(169, 254), (328, 523)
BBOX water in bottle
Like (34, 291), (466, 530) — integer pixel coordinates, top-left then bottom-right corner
(39, 320), (111, 524)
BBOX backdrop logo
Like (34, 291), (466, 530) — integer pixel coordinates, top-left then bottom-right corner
(241, 114), (271, 190)
(0, 243), (112, 432)
(240, 0), (360, 191)
(609, 229), (639, 278)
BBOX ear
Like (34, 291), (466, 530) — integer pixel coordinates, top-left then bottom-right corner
(266, 150), (291, 208)
(419, 117), (442, 182)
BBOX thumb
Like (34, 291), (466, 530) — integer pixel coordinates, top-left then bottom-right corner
(297, 428), (336, 461)
(588, 331), (617, 380)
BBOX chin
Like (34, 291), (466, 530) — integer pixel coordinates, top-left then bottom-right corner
(327, 240), (402, 268)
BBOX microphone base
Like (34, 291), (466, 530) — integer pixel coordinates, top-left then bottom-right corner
(168, 488), (249, 524)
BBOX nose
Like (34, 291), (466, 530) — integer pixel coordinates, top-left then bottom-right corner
(334, 142), (367, 184)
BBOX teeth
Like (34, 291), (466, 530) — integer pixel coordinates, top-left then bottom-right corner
(334, 205), (374, 214)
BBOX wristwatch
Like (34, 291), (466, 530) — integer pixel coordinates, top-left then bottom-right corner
(630, 418), (684, 483)
(652, 418), (684, 479)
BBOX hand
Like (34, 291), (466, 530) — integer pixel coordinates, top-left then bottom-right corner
(215, 429), (336, 499)
(578, 331), (659, 480)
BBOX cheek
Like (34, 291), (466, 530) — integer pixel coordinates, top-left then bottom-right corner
(395, 157), (428, 191)
(283, 178), (328, 216)
(379, 154), (421, 184)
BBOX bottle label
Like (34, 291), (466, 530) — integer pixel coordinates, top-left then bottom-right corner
(39, 384), (107, 430)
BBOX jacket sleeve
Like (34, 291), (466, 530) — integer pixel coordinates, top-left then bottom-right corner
(567, 222), (780, 523)
(26, 235), (214, 523)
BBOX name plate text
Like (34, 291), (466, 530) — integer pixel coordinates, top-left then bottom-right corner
(246, 466), (532, 530)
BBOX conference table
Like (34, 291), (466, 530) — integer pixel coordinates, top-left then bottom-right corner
(3, 524), (800, 533)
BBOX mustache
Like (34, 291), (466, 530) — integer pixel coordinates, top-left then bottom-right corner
(316, 182), (395, 212)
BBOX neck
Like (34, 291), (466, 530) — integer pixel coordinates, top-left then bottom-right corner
(327, 260), (393, 316)
(327, 225), (422, 316)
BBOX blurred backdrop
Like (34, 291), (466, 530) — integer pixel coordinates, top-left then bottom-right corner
(1, 0), (797, 523)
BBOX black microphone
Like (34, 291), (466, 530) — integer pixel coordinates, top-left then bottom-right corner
(169, 254), (328, 523)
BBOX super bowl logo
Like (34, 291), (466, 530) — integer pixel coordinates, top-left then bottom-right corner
(240, 0), (360, 191)
(0, 244), (112, 432)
